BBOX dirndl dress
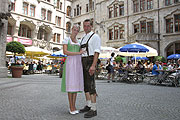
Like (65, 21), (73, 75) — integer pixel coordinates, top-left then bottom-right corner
(61, 40), (84, 93)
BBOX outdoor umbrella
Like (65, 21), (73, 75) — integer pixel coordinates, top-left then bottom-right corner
(167, 54), (180, 59)
(25, 46), (51, 57)
(131, 57), (149, 60)
(118, 42), (158, 57)
(48, 50), (67, 58)
(119, 42), (149, 64)
(99, 46), (119, 59)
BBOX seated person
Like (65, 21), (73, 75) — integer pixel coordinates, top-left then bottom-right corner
(152, 61), (160, 75)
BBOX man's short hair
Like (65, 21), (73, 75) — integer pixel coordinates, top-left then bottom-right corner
(83, 19), (93, 26)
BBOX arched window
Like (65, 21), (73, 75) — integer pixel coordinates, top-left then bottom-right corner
(67, 6), (71, 17)
(18, 24), (32, 38)
(37, 28), (48, 41)
(66, 22), (71, 32)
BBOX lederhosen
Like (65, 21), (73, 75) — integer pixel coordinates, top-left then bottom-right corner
(80, 33), (96, 95)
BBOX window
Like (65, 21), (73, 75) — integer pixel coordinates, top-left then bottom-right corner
(147, 21), (154, 33)
(60, 2), (62, 10)
(67, 6), (71, 16)
(119, 26), (124, 39)
(18, 24), (31, 38)
(56, 16), (61, 27)
(7, 23), (12, 35)
(30, 5), (35, 17)
(66, 22), (71, 32)
(109, 24), (124, 40)
(92, 1), (94, 10)
(109, 29), (113, 40)
(74, 9), (76, 17)
(80, 6), (82, 15)
(57, 0), (60, 9)
(140, 21), (146, 33)
(86, 4), (89, 12)
(109, 7), (113, 18)
(165, 0), (172, 6)
(22, 2), (28, 15)
(41, 9), (46, 20)
(47, 10), (52, 21)
(37, 28), (48, 41)
(147, 0), (153, 10)
(133, 0), (139, 13)
(11, 2), (15, 11)
(77, 5), (79, 16)
(175, 14), (180, 32)
(114, 4), (118, 17)
(114, 26), (119, 39)
(119, 5), (124, 16)
(140, 0), (146, 11)
(134, 24), (139, 33)
(166, 18), (173, 33)
(53, 33), (56, 42)
(175, 0), (180, 3)
(57, 34), (60, 43)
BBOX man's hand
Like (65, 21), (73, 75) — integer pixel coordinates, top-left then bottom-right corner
(89, 65), (96, 76)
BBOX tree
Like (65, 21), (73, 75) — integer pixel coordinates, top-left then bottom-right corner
(6, 41), (25, 64)
(154, 56), (166, 63)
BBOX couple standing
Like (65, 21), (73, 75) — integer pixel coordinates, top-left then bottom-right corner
(61, 19), (101, 118)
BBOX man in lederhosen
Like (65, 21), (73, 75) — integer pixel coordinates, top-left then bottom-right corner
(79, 19), (101, 118)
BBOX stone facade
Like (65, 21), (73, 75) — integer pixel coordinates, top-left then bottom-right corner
(0, 0), (8, 77)
(71, 0), (180, 57)
(7, 0), (72, 51)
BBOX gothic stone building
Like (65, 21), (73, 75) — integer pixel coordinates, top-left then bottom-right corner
(71, 0), (180, 58)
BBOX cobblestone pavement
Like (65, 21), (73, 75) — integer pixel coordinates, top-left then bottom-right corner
(0, 74), (180, 120)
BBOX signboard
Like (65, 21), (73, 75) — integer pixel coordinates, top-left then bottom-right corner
(17, 38), (32, 45)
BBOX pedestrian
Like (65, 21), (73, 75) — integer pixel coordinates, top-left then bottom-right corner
(107, 52), (115, 82)
(61, 24), (84, 115)
(79, 19), (101, 118)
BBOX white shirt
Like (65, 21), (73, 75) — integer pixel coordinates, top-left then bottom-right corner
(110, 57), (114, 66)
(81, 31), (101, 57)
(62, 37), (80, 46)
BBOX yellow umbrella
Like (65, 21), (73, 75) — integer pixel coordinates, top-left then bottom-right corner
(25, 46), (51, 58)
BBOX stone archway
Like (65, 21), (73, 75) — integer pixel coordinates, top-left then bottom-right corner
(165, 41), (180, 57)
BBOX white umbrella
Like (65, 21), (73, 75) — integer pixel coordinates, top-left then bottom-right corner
(99, 46), (119, 59)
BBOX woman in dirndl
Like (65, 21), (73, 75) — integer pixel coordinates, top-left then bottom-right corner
(61, 24), (84, 115)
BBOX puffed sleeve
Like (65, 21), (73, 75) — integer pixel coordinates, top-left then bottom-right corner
(62, 37), (69, 44)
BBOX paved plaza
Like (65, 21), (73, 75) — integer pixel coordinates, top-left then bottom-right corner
(0, 74), (180, 120)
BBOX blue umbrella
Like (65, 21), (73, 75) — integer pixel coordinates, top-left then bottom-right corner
(51, 50), (67, 57)
(131, 57), (149, 60)
(119, 44), (149, 52)
(167, 54), (180, 59)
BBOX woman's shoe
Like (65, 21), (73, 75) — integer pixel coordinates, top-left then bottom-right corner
(75, 110), (79, 114)
(69, 110), (77, 115)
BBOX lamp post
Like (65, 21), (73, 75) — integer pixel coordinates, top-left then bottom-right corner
(0, 0), (11, 77)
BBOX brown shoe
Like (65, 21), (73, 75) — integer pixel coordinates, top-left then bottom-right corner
(84, 110), (97, 118)
(79, 106), (91, 113)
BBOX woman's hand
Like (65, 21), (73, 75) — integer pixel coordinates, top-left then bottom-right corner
(79, 49), (85, 55)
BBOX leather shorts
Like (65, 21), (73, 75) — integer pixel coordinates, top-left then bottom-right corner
(82, 56), (96, 95)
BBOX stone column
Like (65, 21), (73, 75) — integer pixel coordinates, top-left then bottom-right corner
(0, 0), (8, 77)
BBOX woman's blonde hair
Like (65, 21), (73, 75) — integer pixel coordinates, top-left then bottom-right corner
(72, 24), (80, 31)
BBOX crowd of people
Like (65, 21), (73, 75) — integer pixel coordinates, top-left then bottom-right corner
(6, 60), (64, 75)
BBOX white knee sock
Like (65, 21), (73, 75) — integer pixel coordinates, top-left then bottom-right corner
(91, 103), (96, 111)
(86, 100), (91, 107)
